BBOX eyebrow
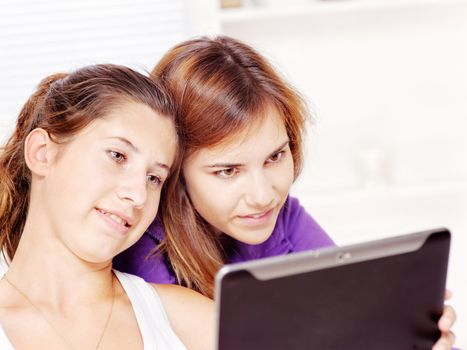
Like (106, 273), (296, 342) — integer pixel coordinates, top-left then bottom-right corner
(108, 136), (170, 172)
(206, 140), (290, 168)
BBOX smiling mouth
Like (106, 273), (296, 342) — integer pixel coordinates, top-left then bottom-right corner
(239, 208), (274, 219)
(96, 208), (130, 228)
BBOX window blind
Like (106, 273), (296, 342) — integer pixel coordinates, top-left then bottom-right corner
(0, 0), (189, 138)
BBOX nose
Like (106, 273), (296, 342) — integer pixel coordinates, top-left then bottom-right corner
(117, 172), (147, 208)
(244, 170), (275, 209)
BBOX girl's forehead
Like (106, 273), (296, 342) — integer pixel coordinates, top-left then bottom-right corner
(191, 110), (288, 162)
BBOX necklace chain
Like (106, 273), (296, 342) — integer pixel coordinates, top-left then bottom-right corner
(2, 273), (115, 350)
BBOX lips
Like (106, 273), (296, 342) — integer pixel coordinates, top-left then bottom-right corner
(235, 207), (276, 232)
(239, 208), (274, 220)
(96, 208), (132, 228)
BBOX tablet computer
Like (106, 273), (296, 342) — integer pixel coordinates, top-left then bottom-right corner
(214, 228), (450, 350)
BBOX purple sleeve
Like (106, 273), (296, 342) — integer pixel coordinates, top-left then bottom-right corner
(113, 233), (176, 284)
(281, 196), (335, 252)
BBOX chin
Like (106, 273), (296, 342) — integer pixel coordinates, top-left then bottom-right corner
(76, 248), (115, 265)
(84, 255), (114, 265)
(236, 229), (274, 245)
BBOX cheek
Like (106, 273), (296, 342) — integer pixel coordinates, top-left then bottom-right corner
(277, 158), (295, 192)
(59, 152), (105, 189)
(142, 192), (161, 221)
(185, 174), (233, 218)
(50, 163), (92, 201)
(185, 178), (210, 212)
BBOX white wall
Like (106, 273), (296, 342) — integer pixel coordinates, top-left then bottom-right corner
(219, 0), (467, 346)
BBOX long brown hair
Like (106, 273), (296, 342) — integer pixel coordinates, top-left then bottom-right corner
(0, 64), (179, 261)
(152, 36), (309, 297)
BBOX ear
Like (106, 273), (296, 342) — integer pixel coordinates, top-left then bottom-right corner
(24, 128), (56, 177)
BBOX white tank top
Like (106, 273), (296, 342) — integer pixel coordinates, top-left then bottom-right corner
(0, 270), (187, 350)
(114, 270), (187, 349)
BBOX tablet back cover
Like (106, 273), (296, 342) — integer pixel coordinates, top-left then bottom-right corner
(216, 229), (450, 350)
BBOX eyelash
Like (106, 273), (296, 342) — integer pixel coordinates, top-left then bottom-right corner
(214, 168), (238, 179)
(214, 150), (286, 179)
(147, 174), (163, 187)
(109, 150), (127, 163)
(108, 150), (163, 187)
(267, 150), (285, 164)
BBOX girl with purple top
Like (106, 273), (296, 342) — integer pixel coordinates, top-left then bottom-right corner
(114, 36), (456, 348)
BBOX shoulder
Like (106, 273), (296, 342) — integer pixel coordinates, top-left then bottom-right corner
(0, 283), (28, 336)
(152, 283), (213, 310)
(276, 195), (319, 234)
(0, 281), (21, 310)
(276, 196), (335, 250)
(151, 284), (215, 350)
(115, 272), (214, 328)
(280, 195), (310, 222)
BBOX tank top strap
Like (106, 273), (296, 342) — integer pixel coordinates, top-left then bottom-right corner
(114, 270), (186, 349)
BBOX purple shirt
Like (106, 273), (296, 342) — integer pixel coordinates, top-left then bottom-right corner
(113, 196), (335, 284)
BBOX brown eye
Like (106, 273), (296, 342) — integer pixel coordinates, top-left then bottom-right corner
(267, 151), (284, 163)
(147, 174), (163, 187)
(215, 167), (238, 179)
(109, 150), (126, 163)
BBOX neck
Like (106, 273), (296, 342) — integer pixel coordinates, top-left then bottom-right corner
(6, 217), (114, 309)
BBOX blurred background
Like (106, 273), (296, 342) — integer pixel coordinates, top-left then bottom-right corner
(1, 0), (466, 345)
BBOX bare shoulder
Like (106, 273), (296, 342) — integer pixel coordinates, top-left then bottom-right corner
(0, 282), (18, 312)
(0, 284), (23, 329)
(150, 283), (215, 350)
(152, 283), (213, 309)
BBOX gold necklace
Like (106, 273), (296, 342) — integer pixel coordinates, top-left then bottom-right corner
(2, 273), (115, 350)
